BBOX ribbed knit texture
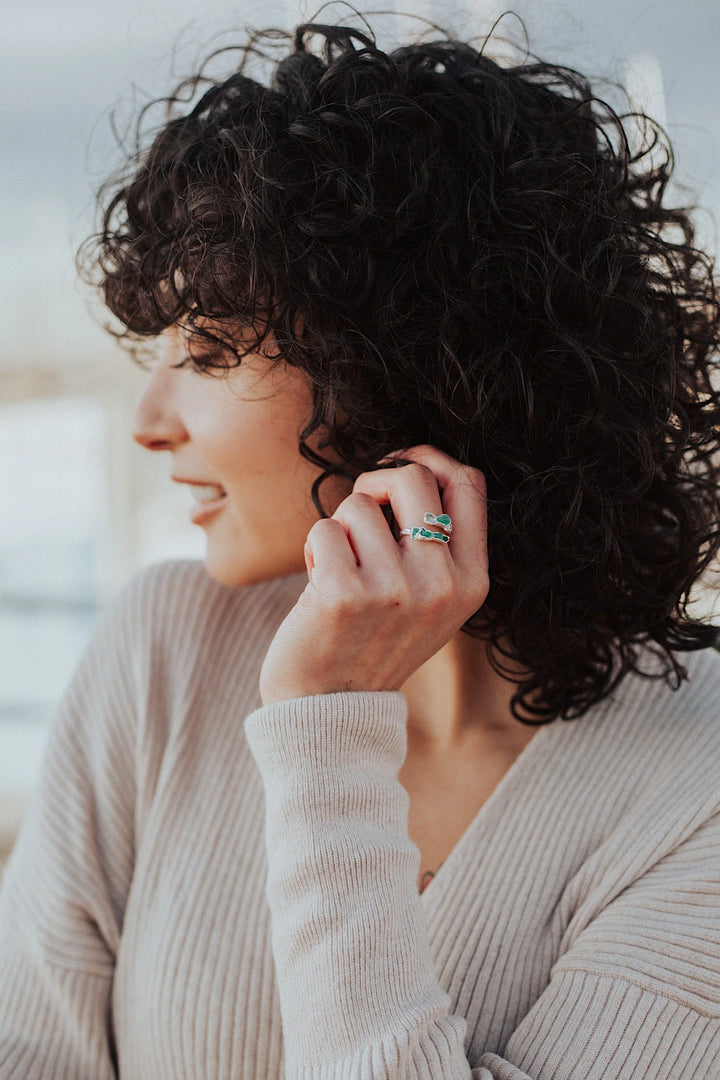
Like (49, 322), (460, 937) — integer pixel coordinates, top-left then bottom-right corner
(0, 559), (719, 1079)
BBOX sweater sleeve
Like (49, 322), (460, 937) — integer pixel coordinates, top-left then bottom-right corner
(243, 691), (720, 1080)
(0, 568), (147, 1079)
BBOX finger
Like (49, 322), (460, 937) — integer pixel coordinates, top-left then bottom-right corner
(329, 492), (405, 576)
(370, 444), (488, 584)
(352, 462), (453, 570)
(305, 517), (361, 581)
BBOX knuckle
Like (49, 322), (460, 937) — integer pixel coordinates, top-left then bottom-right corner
(327, 581), (364, 613)
(469, 572), (490, 608)
(307, 517), (340, 539)
(350, 491), (378, 509)
(305, 519), (322, 542)
(425, 575), (455, 609)
(380, 582), (411, 608)
(340, 490), (375, 513)
(473, 470), (488, 497)
(469, 466), (486, 490)
(404, 462), (433, 482)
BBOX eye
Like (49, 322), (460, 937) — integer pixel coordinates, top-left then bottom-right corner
(170, 352), (232, 376)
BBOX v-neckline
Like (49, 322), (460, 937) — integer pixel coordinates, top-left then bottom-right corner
(417, 714), (564, 904)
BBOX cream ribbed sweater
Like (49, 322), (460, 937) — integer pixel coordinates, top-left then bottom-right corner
(1, 559), (720, 1079)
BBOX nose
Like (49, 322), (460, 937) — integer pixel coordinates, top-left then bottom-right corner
(132, 366), (189, 452)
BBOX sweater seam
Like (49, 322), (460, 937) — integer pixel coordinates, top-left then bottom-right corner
(557, 963), (720, 1018)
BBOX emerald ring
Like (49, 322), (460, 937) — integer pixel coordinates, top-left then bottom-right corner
(399, 512), (452, 545)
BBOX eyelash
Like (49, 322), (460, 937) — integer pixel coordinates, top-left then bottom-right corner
(171, 348), (230, 371)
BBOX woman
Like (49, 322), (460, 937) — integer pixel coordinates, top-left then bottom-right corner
(2, 11), (720, 1078)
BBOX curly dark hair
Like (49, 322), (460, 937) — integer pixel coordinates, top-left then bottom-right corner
(77, 10), (720, 724)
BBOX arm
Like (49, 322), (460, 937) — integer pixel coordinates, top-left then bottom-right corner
(244, 690), (720, 1080)
(0, 572), (144, 1079)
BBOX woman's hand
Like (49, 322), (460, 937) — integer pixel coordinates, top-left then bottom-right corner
(258, 444), (489, 705)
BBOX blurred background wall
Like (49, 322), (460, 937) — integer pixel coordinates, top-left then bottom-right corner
(2, 0), (719, 865)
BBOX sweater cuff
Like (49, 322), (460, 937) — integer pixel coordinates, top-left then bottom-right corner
(244, 689), (408, 775)
(243, 691), (471, 1078)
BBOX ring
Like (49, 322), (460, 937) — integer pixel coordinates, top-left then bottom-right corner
(399, 511), (452, 544)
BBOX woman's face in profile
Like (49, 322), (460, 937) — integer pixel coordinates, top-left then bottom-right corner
(132, 324), (353, 587)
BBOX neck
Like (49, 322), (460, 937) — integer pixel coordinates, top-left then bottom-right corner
(399, 630), (541, 756)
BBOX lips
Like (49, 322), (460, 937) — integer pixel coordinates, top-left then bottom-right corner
(187, 483), (226, 503)
(172, 477), (228, 524)
(189, 490), (228, 526)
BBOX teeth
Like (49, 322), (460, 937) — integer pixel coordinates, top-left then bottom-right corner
(190, 484), (226, 502)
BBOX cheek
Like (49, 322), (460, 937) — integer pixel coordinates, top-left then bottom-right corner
(189, 380), (319, 506)
(194, 406), (259, 473)
(200, 410), (310, 510)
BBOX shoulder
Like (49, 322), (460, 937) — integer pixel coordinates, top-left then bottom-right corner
(627, 643), (720, 753)
(111, 558), (307, 647)
(573, 643), (720, 833)
(667, 644), (720, 798)
(599, 640), (720, 744)
(109, 557), (230, 620)
(79, 559), (308, 779)
(661, 640), (720, 714)
(549, 646), (720, 981)
(107, 559), (308, 696)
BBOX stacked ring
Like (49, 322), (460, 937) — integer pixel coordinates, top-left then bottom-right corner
(399, 511), (452, 545)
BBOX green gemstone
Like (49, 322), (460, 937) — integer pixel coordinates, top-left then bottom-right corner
(411, 527), (449, 543)
(436, 514), (451, 527)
